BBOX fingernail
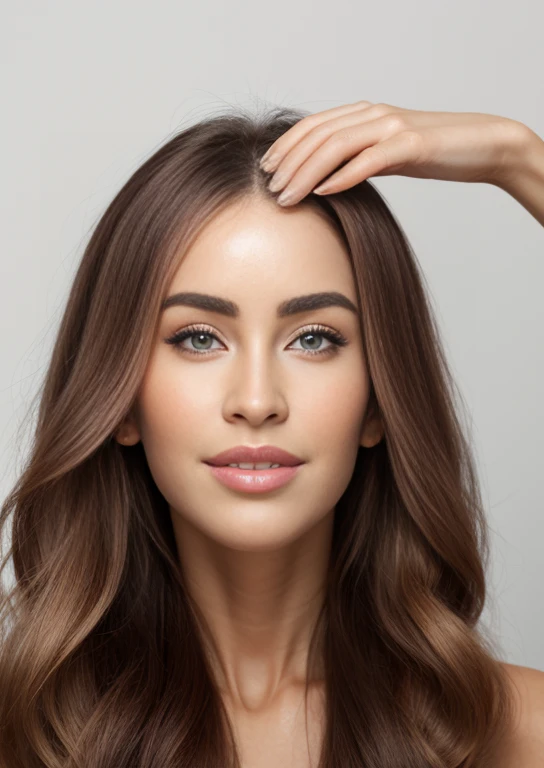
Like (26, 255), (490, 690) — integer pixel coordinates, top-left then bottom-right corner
(260, 152), (280, 171)
(268, 173), (288, 192)
(313, 183), (332, 195)
(277, 188), (296, 205)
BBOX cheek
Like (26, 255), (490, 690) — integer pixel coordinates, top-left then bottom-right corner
(135, 362), (214, 451)
(299, 360), (370, 449)
(134, 367), (215, 511)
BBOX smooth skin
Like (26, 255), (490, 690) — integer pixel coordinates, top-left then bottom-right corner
(118, 198), (380, 767)
(117, 101), (544, 767)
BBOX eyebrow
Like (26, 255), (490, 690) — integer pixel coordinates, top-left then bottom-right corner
(161, 291), (359, 318)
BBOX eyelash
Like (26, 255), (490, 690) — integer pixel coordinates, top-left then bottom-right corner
(165, 323), (349, 358)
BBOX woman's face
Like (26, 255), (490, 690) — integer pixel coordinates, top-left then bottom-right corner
(127, 196), (382, 551)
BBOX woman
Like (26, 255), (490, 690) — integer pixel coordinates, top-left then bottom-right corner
(0, 101), (542, 767)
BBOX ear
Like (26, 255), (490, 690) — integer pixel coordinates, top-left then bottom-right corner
(360, 400), (384, 448)
(113, 410), (141, 446)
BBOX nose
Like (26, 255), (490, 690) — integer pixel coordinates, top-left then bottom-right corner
(221, 343), (289, 426)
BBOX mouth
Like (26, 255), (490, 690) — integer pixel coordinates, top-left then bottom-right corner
(203, 445), (305, 468)
(202, 462), (295, 469)
(203, 462), (304, 493)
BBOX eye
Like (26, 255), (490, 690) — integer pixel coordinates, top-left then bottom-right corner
(166, 325), (223, 355)
(288, 325), (348, 356)
(165, 323), (349, 357)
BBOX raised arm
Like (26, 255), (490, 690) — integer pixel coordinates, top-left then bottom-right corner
(258, 100), (544, 232)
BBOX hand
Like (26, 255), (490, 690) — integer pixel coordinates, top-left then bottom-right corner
(259, 101), (531, 206)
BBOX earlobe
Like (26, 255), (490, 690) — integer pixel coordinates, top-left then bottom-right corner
(116, 431), (139, 445)
(360, 403), (384, 448)
(360, 422), (384, 448)
(114, 415), (141, 446)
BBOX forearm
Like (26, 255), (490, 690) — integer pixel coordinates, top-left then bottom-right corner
(494, 124), (544, 228)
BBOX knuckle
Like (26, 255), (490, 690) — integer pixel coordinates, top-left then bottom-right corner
(371, 103), (391, 118)
(382, 114), (408, 134)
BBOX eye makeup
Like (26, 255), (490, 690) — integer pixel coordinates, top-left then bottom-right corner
(165, 323), (349, 358)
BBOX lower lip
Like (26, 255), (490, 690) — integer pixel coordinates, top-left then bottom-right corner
(204, 463), (303, 493)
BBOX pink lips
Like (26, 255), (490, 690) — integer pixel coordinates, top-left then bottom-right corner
(206, 464), (302, 493)
(203, 444), (305, 494)
(204, 444), (304, 467)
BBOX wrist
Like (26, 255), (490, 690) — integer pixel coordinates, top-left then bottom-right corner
(491, 122), (544, 227)
(491, 121), (544, 192)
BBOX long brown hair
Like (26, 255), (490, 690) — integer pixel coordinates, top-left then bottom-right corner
(0, 105), (515, 767)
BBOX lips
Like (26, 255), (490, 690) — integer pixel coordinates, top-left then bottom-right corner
(203, 444), (304, 467)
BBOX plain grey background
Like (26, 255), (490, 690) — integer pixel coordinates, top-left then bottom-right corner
(1, 3), (542, 670)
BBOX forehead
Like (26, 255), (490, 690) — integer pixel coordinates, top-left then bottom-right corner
(167, 197), (357, 303)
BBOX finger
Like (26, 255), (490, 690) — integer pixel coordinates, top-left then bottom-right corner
(312, 131), (424, 195)
(265, 106), (407, 190)
(260, 100), (374, 169)
(264, 107), (489, 174)
(272, 117), (418, 203)
(274, 108), (494, 183)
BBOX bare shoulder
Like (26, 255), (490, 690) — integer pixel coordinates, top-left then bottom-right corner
(497, 662), (544, 767)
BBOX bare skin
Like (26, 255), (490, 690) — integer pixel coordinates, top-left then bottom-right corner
(115, 101), (544, 765)
(496, 663), (544, 768)
(117, 196), (383, 766)
(223, 678), (326, 767)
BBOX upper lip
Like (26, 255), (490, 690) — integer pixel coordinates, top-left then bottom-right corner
(204, 445), (305, 467)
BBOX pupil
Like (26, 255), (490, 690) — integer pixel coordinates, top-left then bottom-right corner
(194, 333), (212, 349)
(303, 333), (321, 349)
